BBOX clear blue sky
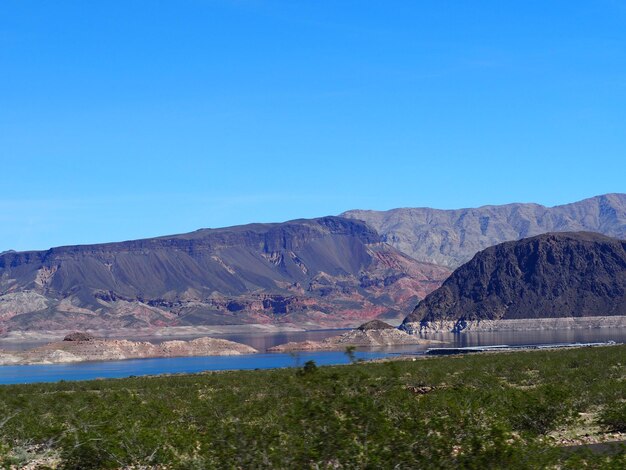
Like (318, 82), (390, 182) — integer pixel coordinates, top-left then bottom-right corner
(1, 1), (625, 251)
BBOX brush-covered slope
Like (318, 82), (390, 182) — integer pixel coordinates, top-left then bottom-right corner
(402, 232), (626, 333)
(0, 217), (450, 331)
(343, 193), (626, 268)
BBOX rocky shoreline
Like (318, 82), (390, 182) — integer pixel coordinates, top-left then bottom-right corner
(0, 323), (308, 345)
(403, 315), (626, 334)
(0, 333), (257, 365)
(0, 321), (431, 365)
(268, 320), (429, 352)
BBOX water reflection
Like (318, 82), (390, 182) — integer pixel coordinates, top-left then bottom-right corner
(0, 350), (388, 385)
(208, 329), (349, 350)
(419, 328), (626, 348)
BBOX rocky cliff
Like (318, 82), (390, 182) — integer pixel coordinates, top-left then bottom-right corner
(343, 193), (626, 268)
(0, 217), (450, 331)
(401, 232), (626, 333)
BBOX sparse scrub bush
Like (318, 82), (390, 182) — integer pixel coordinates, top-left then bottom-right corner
(507, 385), (575, 435)
(0, 345), (623, 468)
(296, 359), (318, 377)
(599, 401), (626, 433)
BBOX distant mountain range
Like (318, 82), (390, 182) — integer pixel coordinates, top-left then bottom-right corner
(343, 193), (626, 268)
(1, 194), (624, 332)
(0, 217), (448, 331)
(402, 232), (626, 333)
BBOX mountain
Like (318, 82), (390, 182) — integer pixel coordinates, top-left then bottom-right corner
(4, 194), (626, 333)
(0, 217), (450, 332)
(401, 232), (626, 333)
(343, 193), (626, 268)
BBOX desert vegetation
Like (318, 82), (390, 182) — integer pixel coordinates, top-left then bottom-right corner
(0, 345), (624, 468)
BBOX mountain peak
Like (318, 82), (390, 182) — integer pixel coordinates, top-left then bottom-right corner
(402, 231), (626, 332)
(343, 193), (626, 267)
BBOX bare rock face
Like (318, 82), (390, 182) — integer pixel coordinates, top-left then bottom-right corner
(0, 292), (49, 321)
(343, 193), (626, 268)
(357, 320), (395, 331)
(0, 217), (450, 331)
(268, 320), (422, 352)
(63, 332), (95, 342)
(155, 337), (257, 357)
(402, 232), (626, 333)
(4, 194), (624, 333)
(0, 336), (258, 365)
(266, 340), (326, 352)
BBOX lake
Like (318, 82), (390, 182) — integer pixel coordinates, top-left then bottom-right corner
(1, 327), (625, 385)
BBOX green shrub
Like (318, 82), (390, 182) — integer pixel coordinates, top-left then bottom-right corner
(296, 359), (318, 376)
(0, 345), (623, 468)
(508, 385), (574, 435)
(599, 401), (626, 433)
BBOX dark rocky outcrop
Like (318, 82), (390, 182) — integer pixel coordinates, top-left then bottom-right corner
(357, 320), (395, 331)
(344, 193), (626, 268)
(63, 332), (95, 342)
(402, 232), (626, 333)
(0, 217), (450, 331)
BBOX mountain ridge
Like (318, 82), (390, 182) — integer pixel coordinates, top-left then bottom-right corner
(0, 216), (450, 331)
(342, 193), (626, 268)
(2, 194), (626, 333)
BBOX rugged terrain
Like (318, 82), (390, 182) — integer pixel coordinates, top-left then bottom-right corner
(402, 232), (626, 333)
(0, 217), (449, 331)
(3, 194), (626, 333)
(268, 320), (423, 351)
(0, 333), (257, 365)
(343, 193), (626, 268)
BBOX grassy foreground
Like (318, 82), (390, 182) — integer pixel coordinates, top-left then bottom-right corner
(0, 346), (625, 469)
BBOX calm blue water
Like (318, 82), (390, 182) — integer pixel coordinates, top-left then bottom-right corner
(1, 327), (625, 385)
(0, 350), (391, 385)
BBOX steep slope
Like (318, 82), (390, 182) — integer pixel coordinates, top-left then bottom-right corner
(343, 193), (626, 268)
(401, 232), (626, 333)
(0, 217), (450, 331)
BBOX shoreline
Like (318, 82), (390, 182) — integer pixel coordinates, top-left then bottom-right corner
(406, 315), (626, 333)
(3, 320), (626, 367)
(1, 344), (624, 468)
(0, 323), (313, 344)
(1, 336), (621, 372)
(6, 315), (626, 345)
(0, 336), (258, 366)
